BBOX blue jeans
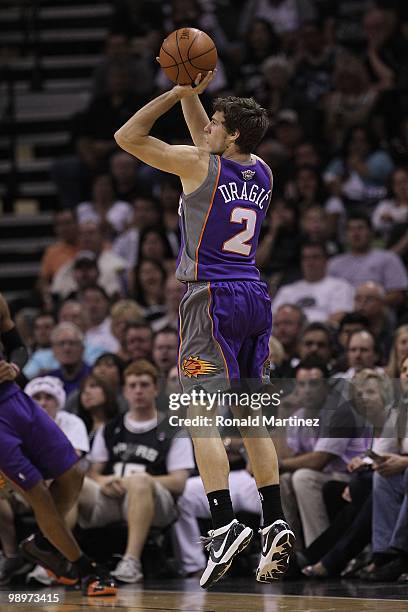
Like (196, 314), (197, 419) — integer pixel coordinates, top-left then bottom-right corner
(372, 467), (408, 554)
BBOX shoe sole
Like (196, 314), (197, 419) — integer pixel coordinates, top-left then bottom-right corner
(256, 529), (295, 583)
(200, 527), (253, 589)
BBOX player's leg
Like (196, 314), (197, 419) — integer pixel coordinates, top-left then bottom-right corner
(235, 282), (295, 582)
(0, 496), (33, 584)
(0, 393), (116, 596)
(178, 282), (253, 588)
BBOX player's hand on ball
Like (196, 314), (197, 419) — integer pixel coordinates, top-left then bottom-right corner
(0, 360), (18, 383)
(174, 70), (216, 98)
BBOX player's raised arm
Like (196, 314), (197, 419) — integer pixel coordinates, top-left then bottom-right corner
(114, 72), (214, 178)
(179, 72), (214, 147)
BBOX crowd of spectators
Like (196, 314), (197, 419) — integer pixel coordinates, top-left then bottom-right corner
(2, 0), (408, 589)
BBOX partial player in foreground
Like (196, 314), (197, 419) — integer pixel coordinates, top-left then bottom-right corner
(0, 292), (117, 596)
(114, 62), (295, 588)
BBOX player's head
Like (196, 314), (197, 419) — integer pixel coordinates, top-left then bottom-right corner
(205, 97), (269, 155)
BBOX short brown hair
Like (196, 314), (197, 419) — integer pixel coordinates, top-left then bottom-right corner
(213, 96), (269, 154)
(124, 359), (158, 384)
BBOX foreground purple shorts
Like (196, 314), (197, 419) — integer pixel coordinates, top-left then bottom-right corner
(0, 383), (79, 490)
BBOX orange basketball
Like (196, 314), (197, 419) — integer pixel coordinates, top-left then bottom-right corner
(159, 28), (217, 85)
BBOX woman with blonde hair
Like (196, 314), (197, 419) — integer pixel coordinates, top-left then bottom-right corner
(387, 324), (408, 378)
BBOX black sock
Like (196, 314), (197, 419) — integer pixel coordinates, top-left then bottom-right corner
(258, 484), (284, 526)
(34, 532), (58, 553)
(207, 489), (235, 530)
(73, 554), (95, 578)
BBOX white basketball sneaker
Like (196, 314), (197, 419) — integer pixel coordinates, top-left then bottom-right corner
(199, 519), (253, 589)
(256, 519), (295, 582)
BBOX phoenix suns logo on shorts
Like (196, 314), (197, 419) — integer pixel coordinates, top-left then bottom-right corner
(181, 356), (218, 378)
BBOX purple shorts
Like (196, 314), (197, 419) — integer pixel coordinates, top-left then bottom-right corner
(178, 280), (272, 392)
(0, 385), (79, 491)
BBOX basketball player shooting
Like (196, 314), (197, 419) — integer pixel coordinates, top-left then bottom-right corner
(0, 293), (116, 596)
(114, 64), (295, 588)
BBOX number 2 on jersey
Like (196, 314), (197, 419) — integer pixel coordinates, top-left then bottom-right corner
(222, 207), (257, 256)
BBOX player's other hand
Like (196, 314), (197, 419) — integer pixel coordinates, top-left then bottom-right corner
(0, 360), (18, 383)
(176, 70), (216, 97)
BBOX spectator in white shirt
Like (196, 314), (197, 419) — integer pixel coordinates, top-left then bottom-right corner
(273, 242), (354, 323)
(372, 168), (408, 237)
(327, 212), (408, 308)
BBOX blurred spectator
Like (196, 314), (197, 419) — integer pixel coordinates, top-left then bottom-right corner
(272, 242), (354, 323)
(152, 327), (178, 380)
(333, 312), (370, 374)
(124, 321), (154, 363)
(334, 330), (382, 379)
(157, 175), (182, 247)
(273, 110), (304, 158)
(239, 0), (317, 49)
(47, 322), (92, 397)
(387, 325), (408, 378)
(92, 33), (154, 100)
(31, 313), (56, 352)
(76, 174), (133, 238)
(354, 281), (394, 360)
(110, 152), (148, 202)
(23, 302), (105, 380)
(327, 213), (408, 308)
(79, 285), (119, 353)
(324, 126), (394, 205)
(272, 304), (306, 376)
(52, 222), (127, 299)
(130, 258), (167, 322)
(39, 210), (80, 286)
(136, 226), (175, 266)
(152, 276), (185, 333)
(324, 55), (379, 151)
(113, 197), (161, 269)
(362, 7), (404, 91)
(300, 205), (341, 254)
(76, 374), (121, 443)
(258, 55), (296, 117)
(110, 299), (144, 362)
(279, 356), (368, 546)
(235, 18), (280, 98)
(166, 364), (181, 396)
(285, 166), (328, 211)
(292, 20), (335, 106)
(81, 360), (194, 583)
(372, 168), (408, 238)
(65, 353), (127, 417)
(268, 335), (285, 375)
(300, 369), (396, 579)
(298, 322), (333, 367)
(257, 198), (301, 287)
(52, 65), (146, 207)
(25, 376), (89, 455)
(59, 299), (90, 332)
